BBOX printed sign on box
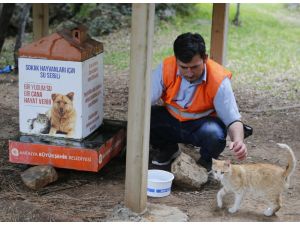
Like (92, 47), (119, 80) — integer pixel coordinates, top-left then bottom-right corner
(19, 53), (104, 140)
(9, 122), (127, 172)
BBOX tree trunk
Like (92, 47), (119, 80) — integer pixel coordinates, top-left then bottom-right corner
(14, 4), (31, 68)
(232, 3), (241, 26)
(0, 3), (15, 53)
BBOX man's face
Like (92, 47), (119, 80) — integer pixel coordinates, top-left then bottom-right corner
(177, 54), (207, 82)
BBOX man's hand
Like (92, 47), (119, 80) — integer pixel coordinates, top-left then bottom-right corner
(227, 121), (248, 161)
(229, 141), (247, 160)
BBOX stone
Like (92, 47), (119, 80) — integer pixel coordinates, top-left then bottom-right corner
(108, 203), (188, 222)
(21, 165), (58, 190)
(143, 203), (188, 222)
(108, 204), (143, 222)
(171, 151), (208, 189)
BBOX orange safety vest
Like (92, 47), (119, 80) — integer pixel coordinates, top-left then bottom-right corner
(161, 55), (232, 122)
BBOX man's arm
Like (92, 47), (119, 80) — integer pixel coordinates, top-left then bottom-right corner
(214, 78), (247, 161)
(151, 63), (164, 105)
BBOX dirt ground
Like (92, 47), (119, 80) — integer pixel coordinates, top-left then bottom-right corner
(0, 64), (299, 222)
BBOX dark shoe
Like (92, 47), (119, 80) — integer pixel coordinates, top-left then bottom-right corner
(151, 149), (181, 166)
(197, 158), (212, 172)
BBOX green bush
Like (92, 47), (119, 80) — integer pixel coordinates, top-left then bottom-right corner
(54, 4), (198, 36)
(86, 4), (130, 36)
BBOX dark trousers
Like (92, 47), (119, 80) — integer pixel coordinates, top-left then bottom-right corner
(150, 106), (227, 162)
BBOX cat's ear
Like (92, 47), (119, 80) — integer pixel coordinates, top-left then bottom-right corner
(51, 93), (57, 101)
(225, 160), (231, 167)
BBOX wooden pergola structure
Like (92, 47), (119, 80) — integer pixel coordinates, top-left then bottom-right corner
(32, 3), (229, 214)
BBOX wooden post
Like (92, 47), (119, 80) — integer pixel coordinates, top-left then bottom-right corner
(210, 3), (229, 65)
(32, 3), (49, 41)
(125, 3), (155, 213)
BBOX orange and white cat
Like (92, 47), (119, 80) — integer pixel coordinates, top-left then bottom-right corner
(212, 143), (296, 216)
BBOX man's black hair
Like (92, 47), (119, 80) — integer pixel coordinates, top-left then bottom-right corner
(173, 32), (206, 63)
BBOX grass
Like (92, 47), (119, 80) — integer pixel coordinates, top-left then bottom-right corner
(99, 4), (214, 71)
(101, 4), (299, 70)
(228, 4), (300, 74)
(225, 3), (300, 100)
(101, 3), (300, 102)
(1, 4), (299, 101)
(0, 39), (15, 67)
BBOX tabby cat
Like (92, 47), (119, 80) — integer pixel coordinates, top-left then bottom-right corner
(212, 143), (296, 216)
(27, 113), (50, 134)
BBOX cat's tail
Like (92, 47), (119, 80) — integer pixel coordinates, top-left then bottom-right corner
(277, 143), (296, 187)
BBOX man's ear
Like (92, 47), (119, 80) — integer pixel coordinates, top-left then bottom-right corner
(203, 54), (208, 63)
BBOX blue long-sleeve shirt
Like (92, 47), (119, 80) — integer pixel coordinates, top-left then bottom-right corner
(151, 63), (241, 127)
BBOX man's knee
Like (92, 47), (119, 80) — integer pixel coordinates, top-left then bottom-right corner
(200, 121), (226, 141)
(195, 119), (227, 154)
(196, 122), (226, 159)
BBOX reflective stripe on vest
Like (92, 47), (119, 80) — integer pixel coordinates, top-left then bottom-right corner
(166, 104), (215, 120)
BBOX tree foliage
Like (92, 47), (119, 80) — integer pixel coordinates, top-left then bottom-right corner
(0, 3), (198, 57)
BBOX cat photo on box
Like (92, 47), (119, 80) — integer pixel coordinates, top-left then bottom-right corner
(212, 143), (296, 217)
(27, 113), (50, 134)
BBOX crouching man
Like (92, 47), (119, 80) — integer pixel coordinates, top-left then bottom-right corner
(150, 32), (249, 171)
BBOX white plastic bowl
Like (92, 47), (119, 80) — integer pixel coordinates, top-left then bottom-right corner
(147, 169), (175, 197)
